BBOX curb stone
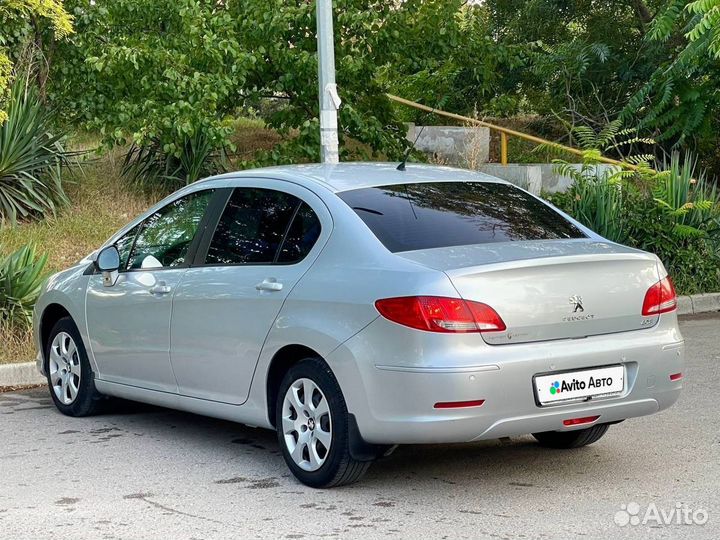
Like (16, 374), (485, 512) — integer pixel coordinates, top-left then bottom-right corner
(0, 362), (45, 387)
(687, 293), (720, 315)
(1, 294), (718, 387)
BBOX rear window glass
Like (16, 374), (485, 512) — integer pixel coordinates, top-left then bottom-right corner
(338, 182), (585, 252)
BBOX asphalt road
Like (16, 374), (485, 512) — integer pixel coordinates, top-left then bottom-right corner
(1, 315), (718, 540)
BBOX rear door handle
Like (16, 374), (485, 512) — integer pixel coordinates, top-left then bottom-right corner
(256, 279), (283, 292)
(149, 281), (172, 295)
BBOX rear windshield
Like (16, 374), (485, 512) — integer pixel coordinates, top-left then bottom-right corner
(338, 182), (585, 252)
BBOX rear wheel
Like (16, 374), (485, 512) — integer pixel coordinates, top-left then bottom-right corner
(532, 424), (610, 449)
(276, 358), (371, 488)
(45, 317), (104, 417)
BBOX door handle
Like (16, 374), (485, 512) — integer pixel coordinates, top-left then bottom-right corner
(256, 279), (283, 292)
(149, 281), (172, 295)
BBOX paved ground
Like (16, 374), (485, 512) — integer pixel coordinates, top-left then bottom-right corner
(1, 315), (718, 540)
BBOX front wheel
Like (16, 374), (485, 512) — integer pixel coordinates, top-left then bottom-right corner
(45, 317), (104, 417)
(276, 358), (371, 488)
(532, 424), (610, 449)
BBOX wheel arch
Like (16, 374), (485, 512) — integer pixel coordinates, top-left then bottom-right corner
(39, 303), (72, 365)
(266, 344), (323, 428)
(265, 344), (390, 464)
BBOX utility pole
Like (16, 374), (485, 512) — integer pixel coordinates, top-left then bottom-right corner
(316, 0), (340, 164)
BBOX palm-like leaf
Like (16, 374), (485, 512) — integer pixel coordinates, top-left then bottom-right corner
(0, 81), (70, 224)
(0, 243), (48, 327)
(652, 152), (720, 233)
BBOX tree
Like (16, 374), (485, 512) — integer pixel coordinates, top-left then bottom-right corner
(621, 0), (720, 165)
(50, 0), (255, 185)
(51, 1), (520, 174)
(486, 0), (668, 127)
(233, 1), (524, 162)
(0, 0), (73, 123)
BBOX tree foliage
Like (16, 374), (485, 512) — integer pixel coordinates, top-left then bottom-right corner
(46, 1), (530, 175)
(26, 0), (720, 178)
(621, 0), (720, 153)
(0, 0), (73, 123)
(50, 0), (255, 185)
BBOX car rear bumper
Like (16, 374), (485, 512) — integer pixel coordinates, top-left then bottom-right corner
(328, 314), (684, 445)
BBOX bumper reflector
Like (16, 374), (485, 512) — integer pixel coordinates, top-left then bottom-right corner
(434, 399), (485, 409)
(562, 415), (600, 427)
(669, 372), (683, 381)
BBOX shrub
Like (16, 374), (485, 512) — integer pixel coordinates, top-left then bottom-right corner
(0, 81), (70, 224)
(652, 152), (720, 241)
(0, 243), (48, 328)
(549, 152), (720, 295)
(623, 195), (720, 295)
(552, 164), (627, 244)
(122, 129), (229, 189)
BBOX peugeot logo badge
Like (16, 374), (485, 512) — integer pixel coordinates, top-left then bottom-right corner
(569, 295), (584, 313)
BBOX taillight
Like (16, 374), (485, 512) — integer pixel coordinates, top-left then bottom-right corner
(374, 296), (506, 333)
(642, 276), (677, 316)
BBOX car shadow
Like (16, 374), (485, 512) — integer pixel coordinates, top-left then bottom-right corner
(102, 402), (624, 493)
(24, 385), (628, 492)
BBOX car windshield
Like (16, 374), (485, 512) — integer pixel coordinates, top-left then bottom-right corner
(338, 181), (585, 252)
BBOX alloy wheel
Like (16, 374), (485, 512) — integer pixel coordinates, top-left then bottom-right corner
(49, 332), (81, 405)
(281, 378), (333, 472)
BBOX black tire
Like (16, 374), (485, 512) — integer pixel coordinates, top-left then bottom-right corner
(45, 317), (104, 417)
(532, 423), (610, 449)
(275, 358), (371, 488)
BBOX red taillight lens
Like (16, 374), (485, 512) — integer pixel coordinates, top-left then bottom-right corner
(670, 372), (683, 382)
(642, 276), (677, 316)
(562, 415), (600, 427)
(374, 296), (506, 333)
(434, 399), (485, 409)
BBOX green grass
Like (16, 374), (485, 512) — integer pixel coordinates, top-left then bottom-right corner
(0, 151), (157, 363)
(0, 151), (157, 275)
(0, 321), (34, 365)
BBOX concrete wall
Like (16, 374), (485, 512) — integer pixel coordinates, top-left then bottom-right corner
(477, 163), (619, 195)
(406, 125), (490, 166)
(407, 125), (617, 194)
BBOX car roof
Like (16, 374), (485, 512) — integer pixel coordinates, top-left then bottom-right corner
(201, 162), (509, 193)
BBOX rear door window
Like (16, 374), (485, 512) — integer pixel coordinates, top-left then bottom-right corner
(205, 188), (316, 265)
(338, 182), (585, 252)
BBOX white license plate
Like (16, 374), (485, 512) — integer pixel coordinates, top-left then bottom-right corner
(535, 365), (624, 405)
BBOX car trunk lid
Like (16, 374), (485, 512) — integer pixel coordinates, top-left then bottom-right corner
(397, 239), (661, 345)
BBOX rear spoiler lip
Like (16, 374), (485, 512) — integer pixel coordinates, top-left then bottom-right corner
(397, 238), (656, 274)
(441, 250), (659, 277)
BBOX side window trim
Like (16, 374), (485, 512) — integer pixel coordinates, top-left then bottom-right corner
(190, 188), (234, 267)
(123, 188), (218, 273)
(272, 201), (303, 264)
(122, 224), (143, 272)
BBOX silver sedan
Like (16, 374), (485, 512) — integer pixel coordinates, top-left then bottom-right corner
(33, 163), (684, 487)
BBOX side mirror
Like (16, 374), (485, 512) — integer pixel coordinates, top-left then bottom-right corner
(96, 245), (121, 287)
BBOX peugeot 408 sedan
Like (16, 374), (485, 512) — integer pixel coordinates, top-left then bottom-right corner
(34, 163), (684, 487)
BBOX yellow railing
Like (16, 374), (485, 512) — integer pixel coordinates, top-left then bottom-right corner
(386, 94), (646, 172)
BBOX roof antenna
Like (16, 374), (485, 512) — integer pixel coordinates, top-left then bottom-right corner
(397, 104), (437, 171)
